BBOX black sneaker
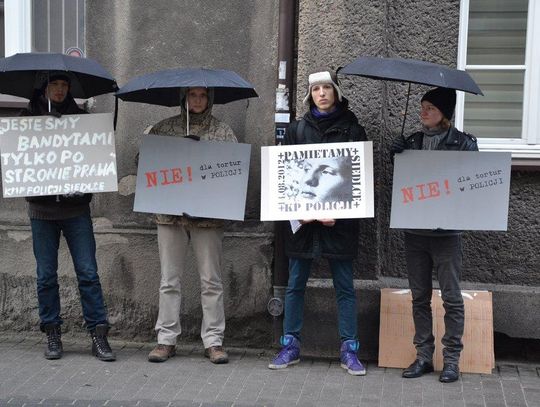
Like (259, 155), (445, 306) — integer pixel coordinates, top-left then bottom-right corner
(90, 324), (116, 361)
(43, 324), (63, 360)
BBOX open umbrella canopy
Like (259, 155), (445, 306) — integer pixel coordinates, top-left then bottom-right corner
(339, 56), (483, 95)
(115, 68), (258, 106)
(0, 52), (118, 99)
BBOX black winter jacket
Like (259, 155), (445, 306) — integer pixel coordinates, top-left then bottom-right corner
(20, 91), (92, 219)
(283, 101), (367, 259)
(404, 126), (478, 152)
(398, 126), (478, 236)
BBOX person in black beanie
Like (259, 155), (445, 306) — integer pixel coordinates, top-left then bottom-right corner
(21, 73), (115, 362)
(268, 68), (368, 376)
(390, 87), (478, 383)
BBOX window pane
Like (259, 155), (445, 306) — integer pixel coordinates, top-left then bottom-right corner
(464, 70), (524, 139)
(467, 0), (528, 65)
(32, 0), (85, 54)
(32, 0), (49, 52)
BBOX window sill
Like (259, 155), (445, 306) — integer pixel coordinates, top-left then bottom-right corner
(478, 141), (540, 168)
(0, 94), (87, 110)
(0, 94), (28, 108)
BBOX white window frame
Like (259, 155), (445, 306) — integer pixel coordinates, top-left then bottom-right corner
(4, 0), (31, 56)
(1, 0), (32, 107)
(456, 0), (540, 166)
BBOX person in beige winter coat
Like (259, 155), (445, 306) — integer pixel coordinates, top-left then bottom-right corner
(147, 87), (236, 364)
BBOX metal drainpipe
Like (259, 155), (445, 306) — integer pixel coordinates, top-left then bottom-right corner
(267, 0), (297, 343)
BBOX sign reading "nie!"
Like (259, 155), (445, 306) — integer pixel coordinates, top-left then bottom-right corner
(0, 113), (118, 198)
(390, 150), (511, 231)
(134, 135), (251, 221)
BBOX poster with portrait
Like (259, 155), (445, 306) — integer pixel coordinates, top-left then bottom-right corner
(261, 141), (374, 221)
(390, 150), (511, 230)
(134, 135), (251, 221)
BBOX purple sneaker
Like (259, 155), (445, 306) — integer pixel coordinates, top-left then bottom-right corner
(268, 335), (300, 369)
(340, 340), (366, 376)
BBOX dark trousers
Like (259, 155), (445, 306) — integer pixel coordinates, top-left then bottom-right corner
(404, 233), (464, 365)
(31, 213), (108, 331)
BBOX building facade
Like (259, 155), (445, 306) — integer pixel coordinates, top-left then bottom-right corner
(0, 0), (538, 358)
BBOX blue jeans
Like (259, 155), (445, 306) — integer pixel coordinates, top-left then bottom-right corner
(31, 214), (108, 331)
(284, 258), (357, 342)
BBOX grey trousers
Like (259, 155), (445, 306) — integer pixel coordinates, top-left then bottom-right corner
(155, 224), (225, 348)
(404, 232), (464, 365)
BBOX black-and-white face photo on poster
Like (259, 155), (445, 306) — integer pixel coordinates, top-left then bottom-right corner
(261, 141), (374, 221)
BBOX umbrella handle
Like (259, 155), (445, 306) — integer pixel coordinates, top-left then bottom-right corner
(113, 96), (118, 131)
(400, 82), (411, 138)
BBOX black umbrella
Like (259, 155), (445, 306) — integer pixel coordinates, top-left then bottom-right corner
(115, 68), (258, 106)
(338, 56), (483, 135)
(0, 52), (118, 99)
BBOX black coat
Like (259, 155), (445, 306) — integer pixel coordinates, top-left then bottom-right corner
(404, 127), (478, 152)
(283, 102), (367, 259)
(398, 126), (478, 236)
(20, 91), (92, 208)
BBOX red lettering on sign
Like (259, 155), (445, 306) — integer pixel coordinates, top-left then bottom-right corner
(401, 187), (414, 203)
(144, 166), (193, 188)
(171, 168), (183, 183)
(427, 181), (440, 198)
(401, 180), (450, 204)
(146, 172), (158, 187)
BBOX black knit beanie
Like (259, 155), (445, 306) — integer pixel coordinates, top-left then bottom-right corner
(40, 72), (71, 90)
(421, 87), (456, 120)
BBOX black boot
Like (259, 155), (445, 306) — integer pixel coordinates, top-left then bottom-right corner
(42, 324), (63, 360)
(90, 324), (116, 361)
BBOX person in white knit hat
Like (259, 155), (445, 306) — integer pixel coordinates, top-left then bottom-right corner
(269, 68), (369, 376)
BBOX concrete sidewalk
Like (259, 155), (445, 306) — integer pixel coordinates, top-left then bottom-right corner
(0, 334), (539, 407)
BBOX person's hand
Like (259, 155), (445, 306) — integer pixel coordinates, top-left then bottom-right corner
(319, 218), (336, 227)
(390, 136), (407, 154)
(299, 219), (315, 225)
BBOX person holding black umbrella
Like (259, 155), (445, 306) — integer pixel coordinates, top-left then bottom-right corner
(147, 86), (235, 364)
(390, 87), (478, 383)
(21, 73), (115, 362)
(268, 68), (367, 376)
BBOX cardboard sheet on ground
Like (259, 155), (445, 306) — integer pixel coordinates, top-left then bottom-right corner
(260, 141), (374, 221)
(390, 150), (511, 230)
(0, 113), (117, 197)
(134, 135), (251, 221)
(378, 288), (494, 374)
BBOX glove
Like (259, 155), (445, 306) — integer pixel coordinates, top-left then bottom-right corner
(390, 136), (407, 154)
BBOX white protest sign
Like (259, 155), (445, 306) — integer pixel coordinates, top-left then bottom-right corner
(0, 113), (117, 198)
(260, 141), (374, 221)
(134, 135), (251, 221)
(390, 150), (511, 230)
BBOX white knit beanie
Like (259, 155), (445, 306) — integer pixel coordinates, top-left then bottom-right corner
(302, 69), (343, 105)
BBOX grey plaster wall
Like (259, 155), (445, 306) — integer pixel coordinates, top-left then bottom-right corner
(0, 0), (278, 345)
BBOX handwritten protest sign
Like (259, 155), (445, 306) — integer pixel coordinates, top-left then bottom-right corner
(390, 150), (511, 230)
(260, 141), (374, 221)
(0, 113), (117, 198)
(134, 135), (251, 221)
